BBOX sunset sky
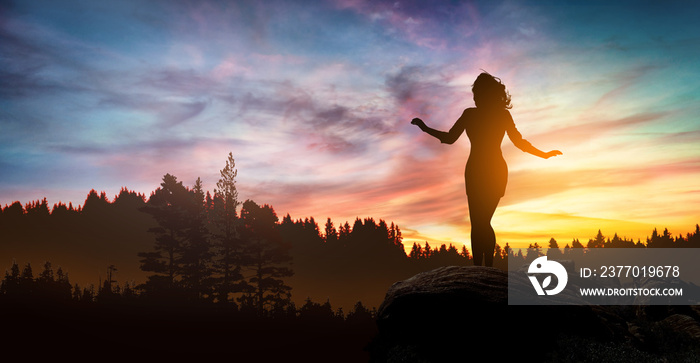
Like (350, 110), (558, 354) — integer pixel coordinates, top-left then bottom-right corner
(2, 0), (699, 251)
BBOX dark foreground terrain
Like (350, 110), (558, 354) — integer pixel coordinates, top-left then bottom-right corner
(3, 301), (376, 362)
(5, 266), (700, 362)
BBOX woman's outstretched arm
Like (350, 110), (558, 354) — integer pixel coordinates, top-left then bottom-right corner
(510, 137), (562, 159)
(505, 112), (562, 159)
(411, 111), (468, 145)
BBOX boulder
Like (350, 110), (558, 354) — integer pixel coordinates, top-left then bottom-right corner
(369, 266), (625, 362)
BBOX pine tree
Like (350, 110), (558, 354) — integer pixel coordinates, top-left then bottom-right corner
(390, 222), (403, 249)
(525, 243), (542, 262)
(409, 242), (422, 259)
(97, 265), (118, 302)
(1, 260), (21, 297)
(338, 221), (351, 247)
(19, 263), (35, 297)
(546, 238), (563, 258)
(210, 153), (246, 304)
(423, 242), (432, 258)
(494, 243), (503, 263)
(138, 174), (197, 298)
(324, 218), (338, 245)
(38, 261), (54, 284)
(647, 228), (674, 248)
(79, 285), (95, 304)
(239, 200), (293, 315)
(347, 301), (373, 324)
(82, 190), (110, 216)
(25, 198), (50, 219)
(178, 177), (213, 301)
(461, 245), (472, 260)
(36, 261), (56, 300)
(587, 230), (605, 249)
(55, 267), (72, 300)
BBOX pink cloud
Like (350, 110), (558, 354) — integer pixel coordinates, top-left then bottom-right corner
(332, 0), (480, 50)
(210, 56), (251, 79)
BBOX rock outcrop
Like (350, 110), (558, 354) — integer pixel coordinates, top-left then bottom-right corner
(369, 266), (700, 362)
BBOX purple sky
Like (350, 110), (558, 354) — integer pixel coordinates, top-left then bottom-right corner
(2, 0), (699, 249)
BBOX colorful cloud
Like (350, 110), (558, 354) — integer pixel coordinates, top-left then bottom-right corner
(1, 0), (699, 253)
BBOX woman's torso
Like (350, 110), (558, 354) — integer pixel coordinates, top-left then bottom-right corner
(464, 107), (508, 165)
(463, 107), (509, 197)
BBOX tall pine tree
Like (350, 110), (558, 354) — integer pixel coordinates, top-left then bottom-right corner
(239, 200), (293, 315)
(178, 177), (213, 301)
(138, 174), (202, 300)
(210, 153), (246, 304)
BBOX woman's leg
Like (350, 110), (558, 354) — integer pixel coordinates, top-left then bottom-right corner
(468, 194), (500, 267)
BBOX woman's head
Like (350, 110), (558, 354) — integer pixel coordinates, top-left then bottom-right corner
(472, 72), (512, 109)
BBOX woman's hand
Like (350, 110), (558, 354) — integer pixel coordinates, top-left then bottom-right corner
(411, 118), (426, 131)
(544, 150), (562, 159)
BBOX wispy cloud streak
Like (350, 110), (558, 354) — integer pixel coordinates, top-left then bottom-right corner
(1, 0), (699, 250)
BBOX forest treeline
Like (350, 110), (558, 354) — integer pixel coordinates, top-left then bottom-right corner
(0, 152), (483, 310)
(490, 226), (700, 269)
(0, 258), (374, 324)
(0, 260), (377, 362)
(1, 152), (700, 311)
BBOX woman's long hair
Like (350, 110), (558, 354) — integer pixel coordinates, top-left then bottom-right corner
(472, 72), (512, 109)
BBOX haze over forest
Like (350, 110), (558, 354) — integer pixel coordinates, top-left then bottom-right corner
(2, 152), (698, 310)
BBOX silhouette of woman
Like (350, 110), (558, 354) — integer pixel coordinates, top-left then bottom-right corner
(411, 72), (561, 267)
